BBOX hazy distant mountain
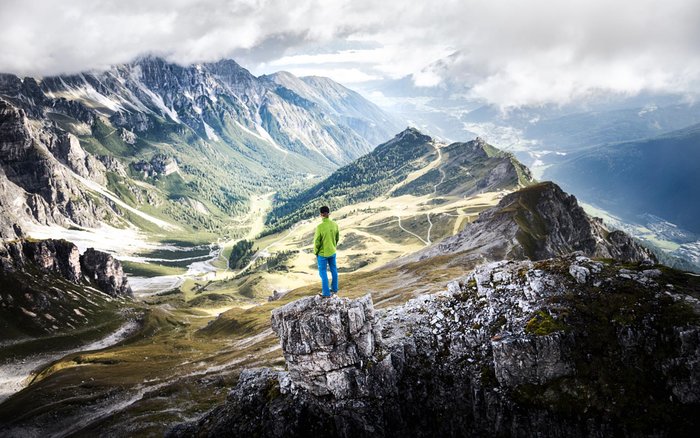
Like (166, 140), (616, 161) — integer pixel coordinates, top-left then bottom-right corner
(545, 123), (700, 234)
(359, 56), (700, 159)
(262, 72), (403, 146)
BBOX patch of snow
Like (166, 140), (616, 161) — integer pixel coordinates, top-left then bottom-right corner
(203, 122), (219, 141)
(133, 81), (181, 122)
(24, 223), (159, 255)
(254, 124), (288, 155)
(232, 120), (288, 155)
(45, 77), (126, 114)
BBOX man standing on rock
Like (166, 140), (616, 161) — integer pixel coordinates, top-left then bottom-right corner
(314, 205), (339, 297)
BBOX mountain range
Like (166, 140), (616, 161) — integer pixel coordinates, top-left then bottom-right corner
(0, 55), (699, 438)
(357, 58), (700, 272)
(0, 56), (401, 241)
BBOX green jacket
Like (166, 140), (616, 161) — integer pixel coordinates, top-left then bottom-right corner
(314, 217), (339, 257)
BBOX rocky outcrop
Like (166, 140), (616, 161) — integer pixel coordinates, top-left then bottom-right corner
(0, 166), (32, 239)
(46, 132), (106, 184)
(271, 294), (394, 398)
(97, 154), (128, 177)
(0, 239), (131, 297)
(407, 181), (654, 265)
(80, 248), (132, 297)
(267, 289), (289, 301)
(172, 255), (700, 437)
(0, 239), (133, 341)
(131, 154), (179, 178)
(49, 97), (95, 125)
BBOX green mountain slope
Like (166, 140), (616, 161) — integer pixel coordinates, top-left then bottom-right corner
(264, 128), (533, 235)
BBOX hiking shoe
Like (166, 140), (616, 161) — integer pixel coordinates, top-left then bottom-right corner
(318, 293), (331, 298)
(331, 290), (339, 296)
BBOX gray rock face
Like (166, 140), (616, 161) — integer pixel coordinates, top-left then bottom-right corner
(174, 255), (700, 437)
(271, 294), (390, 398)
(568, 263), (590, 284)
(80, 248), (132, 297)
(46, 132), (106, 184)
(131, 154), (179, 178)
(0, 98), (117, 238)
(23, 239), (82, 283)
(0, 239), (131, 297)
(0, 239), (81, 282)
(97, 154), (128, 177)
(491, 333), (572, 386)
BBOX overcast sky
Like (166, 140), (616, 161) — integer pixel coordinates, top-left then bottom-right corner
(1, 0), (699, 107)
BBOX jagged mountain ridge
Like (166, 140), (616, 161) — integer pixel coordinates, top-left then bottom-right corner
(3, 57), (399, 167)
(264, 127), (533, 234)
(262, 72), (402, 147)
(0, 57), (401, 239)
(404, 181), (654, 265)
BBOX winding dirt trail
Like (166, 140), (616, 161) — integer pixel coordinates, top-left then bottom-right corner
(396, 215), (429, 246)
(385, 141), (444, 197)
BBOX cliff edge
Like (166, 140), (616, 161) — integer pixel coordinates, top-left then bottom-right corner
(171, 254), (700, 437)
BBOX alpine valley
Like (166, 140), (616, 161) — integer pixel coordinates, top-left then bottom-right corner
(0, 56), (698, 438)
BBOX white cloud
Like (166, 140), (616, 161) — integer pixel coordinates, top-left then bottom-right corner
(275, 67), (381, 83)
(1, 0), (699, 107)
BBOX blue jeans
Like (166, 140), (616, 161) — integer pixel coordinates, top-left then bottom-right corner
(317, 254), (338, 297)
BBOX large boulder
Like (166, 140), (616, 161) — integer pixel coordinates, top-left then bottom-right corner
(80, 248), (132, 297)
(271, 294), (393, 398)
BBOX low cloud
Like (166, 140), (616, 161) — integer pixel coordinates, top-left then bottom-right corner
(1, 0), (699, 107)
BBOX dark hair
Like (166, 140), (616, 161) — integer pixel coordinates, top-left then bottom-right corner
(320, 206), (330, 214)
